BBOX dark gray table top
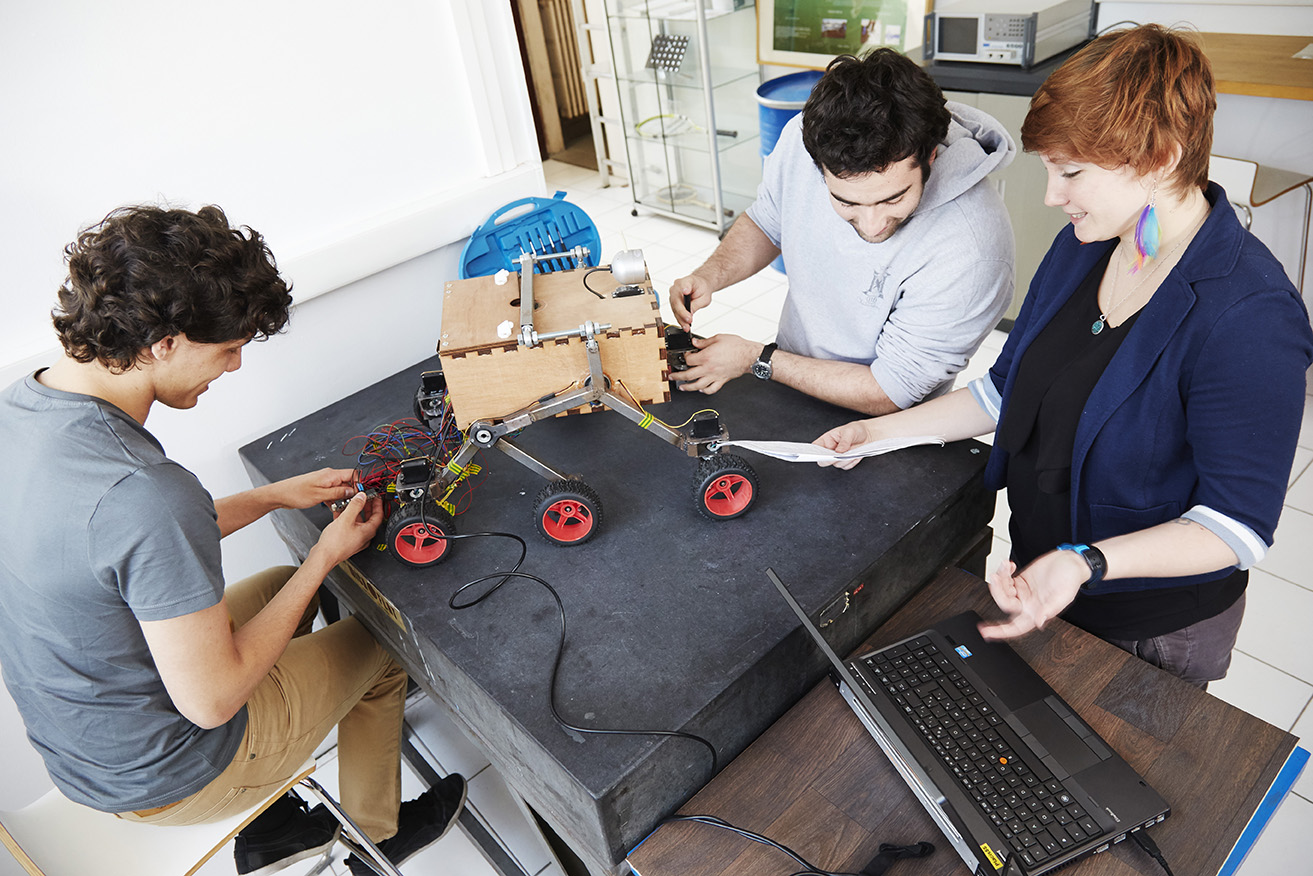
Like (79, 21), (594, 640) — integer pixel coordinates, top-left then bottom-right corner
(240, 355), (992, 873)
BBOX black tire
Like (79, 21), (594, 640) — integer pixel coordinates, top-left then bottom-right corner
(533, 479), (602, 546)
(693, 454), (758, 521)
(385, 501), (455, 567)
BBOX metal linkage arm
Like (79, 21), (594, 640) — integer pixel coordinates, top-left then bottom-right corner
(514, 246), (592, 348)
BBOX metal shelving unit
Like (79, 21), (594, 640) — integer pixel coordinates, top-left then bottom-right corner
(599, 0), (759, 235)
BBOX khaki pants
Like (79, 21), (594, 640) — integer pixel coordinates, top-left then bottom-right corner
(119, 566), (407, 841)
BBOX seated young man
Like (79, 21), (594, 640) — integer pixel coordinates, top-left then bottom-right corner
(0, 204), (463, 875)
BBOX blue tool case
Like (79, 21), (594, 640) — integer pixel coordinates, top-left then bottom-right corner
(459, 191), (601, 278)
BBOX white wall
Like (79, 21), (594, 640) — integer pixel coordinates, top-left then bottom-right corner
(0, 0), (547, 828)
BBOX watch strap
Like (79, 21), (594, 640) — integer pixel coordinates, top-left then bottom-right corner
(1057, 543), (1107, 587)
(752, 343), (778, 380)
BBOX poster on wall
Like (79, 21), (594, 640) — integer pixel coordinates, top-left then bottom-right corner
(758, 0), (927, 67)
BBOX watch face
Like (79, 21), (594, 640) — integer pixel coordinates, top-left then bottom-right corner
(752, 361), (771, 380)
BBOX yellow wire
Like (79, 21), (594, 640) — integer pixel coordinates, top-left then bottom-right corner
(615, 377), (718, 430)
(672, 407), (720, 429)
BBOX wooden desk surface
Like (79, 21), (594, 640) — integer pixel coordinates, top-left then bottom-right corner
(628, 568), (1298, 876)
(1199, 32), (1313, 102)
(927, 32), (1313, 102)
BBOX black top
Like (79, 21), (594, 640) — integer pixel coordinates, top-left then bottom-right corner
(997, 253), (1246, 640)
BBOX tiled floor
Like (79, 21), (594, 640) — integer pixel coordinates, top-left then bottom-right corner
(540, 158), (1313, 873)
(196, 158), (1312, 875)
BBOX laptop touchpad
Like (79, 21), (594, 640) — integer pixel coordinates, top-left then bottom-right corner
(1013, 699), (1102, 775)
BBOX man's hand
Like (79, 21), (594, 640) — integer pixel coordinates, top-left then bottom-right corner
(314, 492), (385, 566)
(676, 334), (760, 395)
(812, 419), (876, 470)
(669, 274), (715, 331)
(273, 467), (359, 510)
(978, 552), (1088, 640)
(216, 467), (359, 538)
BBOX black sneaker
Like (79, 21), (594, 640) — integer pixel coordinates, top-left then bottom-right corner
(234, 792), (341, 876)
(344, 774), (467, 875)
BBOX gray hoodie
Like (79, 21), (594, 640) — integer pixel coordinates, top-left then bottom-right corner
(746, 101), (1016, 409)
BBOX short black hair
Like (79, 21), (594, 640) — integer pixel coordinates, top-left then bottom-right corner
(52, 205), (292, 372)
(801, 48), (950, 179)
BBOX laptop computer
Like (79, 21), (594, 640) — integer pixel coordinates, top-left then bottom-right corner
(767, 568), (1170, 875)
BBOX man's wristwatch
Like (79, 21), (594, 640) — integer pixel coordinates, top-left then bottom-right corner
(1057, 543), (1107, 587)
(751, 343), (778, 380)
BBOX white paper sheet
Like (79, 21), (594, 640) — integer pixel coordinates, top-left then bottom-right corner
(717, 435), (945, 462)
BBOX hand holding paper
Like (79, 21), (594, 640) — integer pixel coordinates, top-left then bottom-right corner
(716, 435), (944, 463)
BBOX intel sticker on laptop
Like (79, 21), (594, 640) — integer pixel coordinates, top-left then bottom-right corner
(955, 645), (973, 659)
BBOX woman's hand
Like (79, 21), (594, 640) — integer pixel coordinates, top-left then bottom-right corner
(812, 419), (876, 469)
(978, 551), (1089, 639)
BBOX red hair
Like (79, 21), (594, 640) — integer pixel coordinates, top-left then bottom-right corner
(1021, 25), (1215, 195)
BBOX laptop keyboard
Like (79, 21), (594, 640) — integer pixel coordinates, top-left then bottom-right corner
(862, 636), (1106, 871)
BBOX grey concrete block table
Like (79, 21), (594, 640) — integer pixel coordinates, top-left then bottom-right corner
(239, 356), (993, 876)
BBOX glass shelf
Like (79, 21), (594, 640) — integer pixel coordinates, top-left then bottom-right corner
(613, 65), (757, 92)
(606, 0), (743, 23)
(628, 124), (760, 157)
(629, 179), (756, 230)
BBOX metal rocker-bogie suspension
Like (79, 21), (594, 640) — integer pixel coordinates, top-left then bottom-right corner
(391, 251), (758, 565)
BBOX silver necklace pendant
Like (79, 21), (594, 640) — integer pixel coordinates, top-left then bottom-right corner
(1091, 317), (1106, 335)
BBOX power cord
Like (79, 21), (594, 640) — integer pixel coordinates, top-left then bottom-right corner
(430, 529), (719, 773)
(581, 266), (608, 298)
(632, 814), (933, 876)
(1130, 828), (1176, 876)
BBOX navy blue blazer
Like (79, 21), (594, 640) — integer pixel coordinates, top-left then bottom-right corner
(973, 184), (1313, 595)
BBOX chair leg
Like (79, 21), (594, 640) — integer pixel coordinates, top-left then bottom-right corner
(304, 849), (336, 876)
(297, 777), (405, 876)
(1298, 183), (1310, 295)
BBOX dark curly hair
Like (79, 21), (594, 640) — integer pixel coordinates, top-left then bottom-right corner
(801, 48), (950, 180)
(52, 205), (292, 373)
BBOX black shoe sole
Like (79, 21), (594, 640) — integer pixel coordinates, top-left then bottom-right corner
(240, 826), (340, 876)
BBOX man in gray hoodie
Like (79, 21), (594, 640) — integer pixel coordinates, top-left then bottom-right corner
(670, 49), (1015, 415)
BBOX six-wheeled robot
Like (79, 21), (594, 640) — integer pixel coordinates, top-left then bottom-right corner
(367, 245), (760, 567)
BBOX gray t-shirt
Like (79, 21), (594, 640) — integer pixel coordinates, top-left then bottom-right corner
(0, 373), (245, 811)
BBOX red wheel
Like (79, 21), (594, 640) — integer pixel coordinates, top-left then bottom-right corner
(534, 479), (602, 546)
(385, 502), (454, 567)
(694, 454), (758, 520)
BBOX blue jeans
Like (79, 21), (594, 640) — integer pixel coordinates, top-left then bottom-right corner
(1104, 592), (1246, 690)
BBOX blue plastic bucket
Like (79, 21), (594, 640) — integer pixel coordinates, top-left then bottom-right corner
(756, 69), (823, 159)
(756, 70), (823, 273)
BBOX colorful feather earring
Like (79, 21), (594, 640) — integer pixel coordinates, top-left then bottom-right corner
(1131, 181), (1160, 272)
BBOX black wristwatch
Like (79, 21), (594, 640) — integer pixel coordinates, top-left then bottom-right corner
(751, 343), (778, 380)
(1058, 543), (1107, 587)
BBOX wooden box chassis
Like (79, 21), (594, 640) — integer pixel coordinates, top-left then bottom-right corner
(438, 268), (671, 430)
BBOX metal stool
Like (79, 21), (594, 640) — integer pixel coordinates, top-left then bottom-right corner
(1210, 154), (1313, 293)
(0, 758), (402, 876)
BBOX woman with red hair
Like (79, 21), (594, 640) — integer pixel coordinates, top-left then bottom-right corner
(813, 25), (1313, 687)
